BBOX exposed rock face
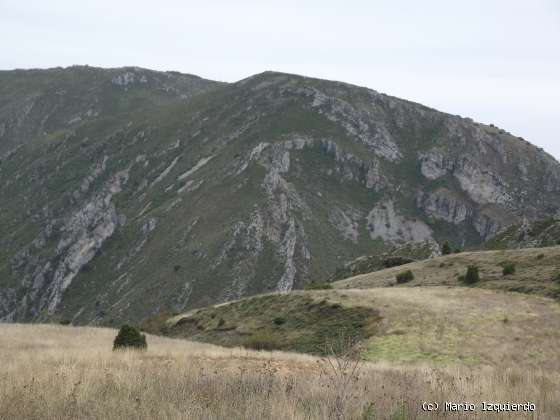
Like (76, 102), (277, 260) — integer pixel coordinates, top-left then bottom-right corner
(0, 67), (559, 324)
(417, 188), (472, 224)
(6, 168), (128, 319)
(329, 207), (362, 243)
(367, 200), (433, 242)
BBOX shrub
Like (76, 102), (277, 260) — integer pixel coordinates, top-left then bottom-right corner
(273, 316), (286, 326)
(304, 281), (333, 290)
(217, 318), (225, 327)
(113, 325), (147, 351)
(537, 253), (545, 260)
(462, 266), (480, 285)
(454, 248), (462, 254)
(395, 270), (414, 284)
(383, 256), (414, 268)
(549, 287), (560, 301)
(502, 263), (516, 276)
(441, 241), (452, 255)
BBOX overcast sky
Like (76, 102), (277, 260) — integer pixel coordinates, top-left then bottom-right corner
(1, 0), (559, 159)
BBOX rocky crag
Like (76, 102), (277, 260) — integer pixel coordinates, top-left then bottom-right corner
(483, 216), (560, 250)
(1, 66), (559, 324)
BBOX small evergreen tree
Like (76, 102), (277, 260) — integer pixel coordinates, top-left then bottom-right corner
(462, 265), (480, 285)
(395, 270), (414, 284)
(502, 263), (516, 276)
(441, 241), (452, 255)
(113, 324), (147, 350)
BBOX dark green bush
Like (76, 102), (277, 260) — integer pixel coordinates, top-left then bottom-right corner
(441, 241), (452, 255)
(537, 253), (545, 260)
(304, 281), (333, 290)
(273, 316), (286, 326)
(462, 266), (480, 285)
(383, 256), (414, 268)
(502, 263), (516, 276)
(549, 287), (560, 301)
(113, 325), (147, 350)
(395, 270), (414, 284)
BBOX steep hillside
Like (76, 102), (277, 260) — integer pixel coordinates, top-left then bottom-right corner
(483, 216), (560, 249)
(1, 67), (559, 324)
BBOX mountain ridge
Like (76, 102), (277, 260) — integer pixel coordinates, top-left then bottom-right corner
(1, 66), (559, 324)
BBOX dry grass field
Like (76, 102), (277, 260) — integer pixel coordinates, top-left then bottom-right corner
(1, 323), (559, 419)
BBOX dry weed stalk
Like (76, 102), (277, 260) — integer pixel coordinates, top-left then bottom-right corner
(320, 333), (364, 419)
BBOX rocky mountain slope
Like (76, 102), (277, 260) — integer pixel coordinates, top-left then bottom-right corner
(1, 66), (559, 324)
(483, 216), (560, 249)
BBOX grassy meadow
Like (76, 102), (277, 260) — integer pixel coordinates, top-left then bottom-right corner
(1, 322), (559, 419)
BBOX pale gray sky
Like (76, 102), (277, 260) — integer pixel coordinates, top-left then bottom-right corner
(1, 0), (559, 159)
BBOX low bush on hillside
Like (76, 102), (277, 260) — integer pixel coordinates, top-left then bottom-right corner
(502, 263), (516, 276)
(395, 270), (414, 284)
(273, 317), (286, 326)
(304, 281), (333, 290)
(441, 241), (452, 255)
(113, 325), (147, 350)
(461, 266), (480, 285)
(549, 287), (560, 301)
(537, 253), (545, 260)
(383, 256), (414, 268)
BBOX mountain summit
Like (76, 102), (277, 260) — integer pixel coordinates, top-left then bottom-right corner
(1, 66), (559, 324)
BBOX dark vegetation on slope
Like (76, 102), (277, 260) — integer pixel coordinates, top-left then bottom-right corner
(144, 293), (380, 355)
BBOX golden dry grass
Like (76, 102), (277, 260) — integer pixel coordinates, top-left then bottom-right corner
(1, 323), (559, 419)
